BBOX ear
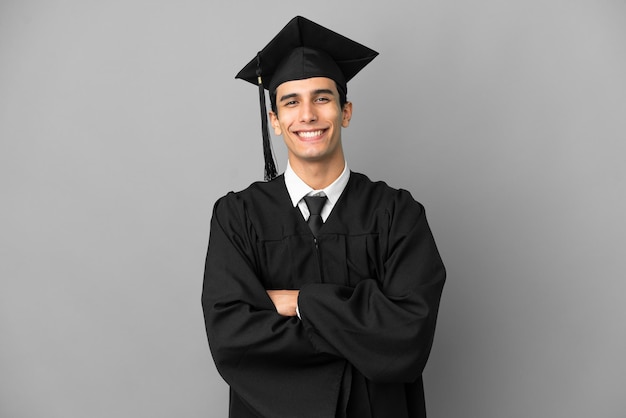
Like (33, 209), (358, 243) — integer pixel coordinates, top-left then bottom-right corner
(341, 102), (353, 128)
(269, 111), (282, 135)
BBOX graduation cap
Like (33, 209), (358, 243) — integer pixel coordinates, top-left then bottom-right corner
(236, 16), (378, 181)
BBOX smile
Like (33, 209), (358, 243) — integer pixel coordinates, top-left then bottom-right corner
(297, 130), (325, 138)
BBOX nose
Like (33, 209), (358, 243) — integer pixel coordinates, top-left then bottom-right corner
(299, 102), (317, 123)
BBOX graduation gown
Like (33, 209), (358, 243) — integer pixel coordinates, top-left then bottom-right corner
(202, 172), (445, 418)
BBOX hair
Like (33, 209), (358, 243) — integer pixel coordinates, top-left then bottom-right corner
(269, 81), (348, 114)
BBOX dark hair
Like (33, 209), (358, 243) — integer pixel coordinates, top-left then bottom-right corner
(270, 81), (348, 114)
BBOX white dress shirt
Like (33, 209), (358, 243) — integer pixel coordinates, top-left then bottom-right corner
(284, 160), (351, 222)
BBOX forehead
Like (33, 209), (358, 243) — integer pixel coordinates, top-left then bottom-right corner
(275, 77), (339, 97)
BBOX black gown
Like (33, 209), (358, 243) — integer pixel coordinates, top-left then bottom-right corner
(202, 172), (446, 418)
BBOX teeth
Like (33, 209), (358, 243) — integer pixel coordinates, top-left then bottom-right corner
(298, 130), (323, 138)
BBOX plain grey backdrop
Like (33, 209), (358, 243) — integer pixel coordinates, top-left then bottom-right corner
(1, 1), (625, 417)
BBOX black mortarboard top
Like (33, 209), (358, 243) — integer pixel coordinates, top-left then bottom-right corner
(236, 16), (378, 181)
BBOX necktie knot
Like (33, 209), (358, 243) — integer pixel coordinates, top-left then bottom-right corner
(303, 195), (327, 236)
(304, 195), (327, 216)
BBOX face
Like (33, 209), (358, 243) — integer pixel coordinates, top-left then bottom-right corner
(269, 77), (352, 168)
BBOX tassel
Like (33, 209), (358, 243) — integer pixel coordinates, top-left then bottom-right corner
(256, 53), (278, 181)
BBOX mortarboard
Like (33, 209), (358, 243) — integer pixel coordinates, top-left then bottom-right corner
(236, 16), (378, 181)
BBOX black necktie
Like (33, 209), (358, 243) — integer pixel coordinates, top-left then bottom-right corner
(304, 195), (327, 237)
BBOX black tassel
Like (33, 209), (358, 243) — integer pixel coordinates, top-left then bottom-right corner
(256, 53), (278, 181)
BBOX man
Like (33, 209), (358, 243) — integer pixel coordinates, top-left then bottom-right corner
(202, 16), (446, 418)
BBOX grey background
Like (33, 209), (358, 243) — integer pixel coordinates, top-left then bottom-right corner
(1, 1), (625, 417)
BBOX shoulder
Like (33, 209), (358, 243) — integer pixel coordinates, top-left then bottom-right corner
(348, 171), (425, 215)
(211, 175), (290, 229)
(214, 175), (285, 208)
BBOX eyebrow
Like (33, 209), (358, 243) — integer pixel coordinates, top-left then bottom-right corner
(279, 88), (335, 102)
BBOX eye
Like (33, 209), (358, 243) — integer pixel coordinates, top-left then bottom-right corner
(315, 96), (331, 103)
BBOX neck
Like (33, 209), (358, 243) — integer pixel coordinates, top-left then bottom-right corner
(289, 154), (345, 190)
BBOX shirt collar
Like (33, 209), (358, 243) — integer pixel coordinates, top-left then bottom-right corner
(284, 160), (351, 207)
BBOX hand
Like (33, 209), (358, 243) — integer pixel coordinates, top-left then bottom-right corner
(266, 290), (300, 317)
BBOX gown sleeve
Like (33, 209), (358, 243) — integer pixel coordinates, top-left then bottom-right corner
(202, 194), (346, 418)
(297, 190), (446, 383)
